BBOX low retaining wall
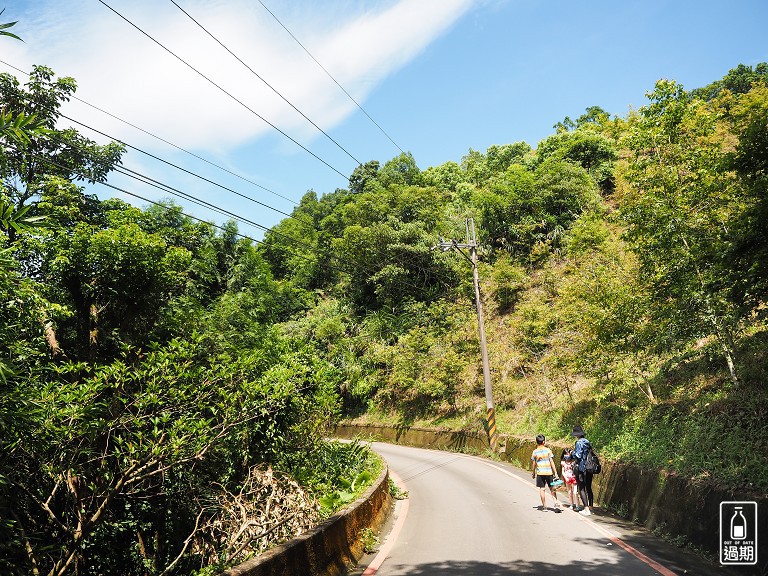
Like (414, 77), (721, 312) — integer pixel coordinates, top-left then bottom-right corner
(334, 422), (489, 453)
(223, 465), (392, 576)
(336, 423), (767, 574)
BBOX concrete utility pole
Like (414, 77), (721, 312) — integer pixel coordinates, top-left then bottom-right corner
(434, 219), (498, 451)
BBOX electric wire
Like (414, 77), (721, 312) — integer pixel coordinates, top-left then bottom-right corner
(0, 57), (321, 241)
(168, 0), (362, 167)
(257, 0), (405, 154)
(20, 138), (366, 283)
(22, 142), (460, 300)
(96, 0), (351, 180)
(110, 164), (328, 261)
(1, 76), (423, 287)
(46, 116), (449, 291)
(114, 165), (272, 234)
(3, 16), (456, 325)
(1, 70), (457, 297)
(22, 148), (332, 269)
(58, 111), (297, 221)
(111, 162), (451, 291)
(7, 118), (321, 256)
(27, 163), (330, 325)
(0, 58), (297, 206)
(30, 148), (451, 295)
(107, 182), (260, 243)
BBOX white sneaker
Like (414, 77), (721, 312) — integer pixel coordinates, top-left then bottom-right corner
(579, 509), (592, 516)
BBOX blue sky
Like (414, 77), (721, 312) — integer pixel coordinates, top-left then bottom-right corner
(3, 0), (768, 240)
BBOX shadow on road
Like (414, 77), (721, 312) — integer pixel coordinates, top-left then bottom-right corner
(382, 559), (623, 575)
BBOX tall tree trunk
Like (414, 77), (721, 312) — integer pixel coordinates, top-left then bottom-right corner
(40, 318), (64, 358)
(89, 303), (99, 362)
(679, 232), (740, 386)
(710, 317), (740, 386)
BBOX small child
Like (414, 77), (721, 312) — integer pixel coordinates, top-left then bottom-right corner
(531, 434), (562, 512)
(560, 448), (579, 509)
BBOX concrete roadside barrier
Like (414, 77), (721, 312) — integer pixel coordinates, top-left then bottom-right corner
(222, 465), (392, 576)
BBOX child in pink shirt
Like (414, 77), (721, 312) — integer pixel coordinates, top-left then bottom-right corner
(560, 448), (579, 509)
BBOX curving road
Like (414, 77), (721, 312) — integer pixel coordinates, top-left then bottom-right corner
(355, 442), (723, 576)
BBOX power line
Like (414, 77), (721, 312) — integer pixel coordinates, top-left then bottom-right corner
(168, 0), (362, 167)
(110, 164), (457, 294)
(0, 80), (320, 246)
(110, 162), (450, 291)
(58, 111), (297, 222)
(115, 165), (272, 233)
(28, 144), (452, 298)
(2, 67), (456, 298)
(58, 164), (460, 330)
(96, 0), (351, 181)
(37, 150), (451, 296)
(257, 0), (405, 155)
(0, 58), (322, 239)
(24, 148), (331, 266)
(110, 165), (330, 261)
(21, 141), (348, 281)
(0, 58), (297, 206)
(108, 181), (262, 243)
(74, 94), (299, 205)
(5, 63), (340, 258)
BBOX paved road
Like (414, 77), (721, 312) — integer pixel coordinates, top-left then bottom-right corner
(356, 442), (723, 576)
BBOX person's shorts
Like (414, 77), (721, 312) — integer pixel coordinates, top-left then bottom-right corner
(536, 474), (554, 488)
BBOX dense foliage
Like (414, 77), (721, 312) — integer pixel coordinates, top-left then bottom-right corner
(0, 66), (368, 575)
(2, 54), (767, 574)
(259, 64), (768, 496)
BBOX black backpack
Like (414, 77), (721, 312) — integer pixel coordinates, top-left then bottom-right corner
(584, 447), (601, 474)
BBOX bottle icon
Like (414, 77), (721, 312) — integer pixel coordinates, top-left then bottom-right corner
(730, 507), (747, 540)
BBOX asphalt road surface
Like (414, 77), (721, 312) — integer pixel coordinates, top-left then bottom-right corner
(354, 442), (725, 576)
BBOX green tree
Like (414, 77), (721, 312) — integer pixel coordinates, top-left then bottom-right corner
(47, 221), (190, 361)
(460, 143), (531, 187)
(690, 62), (768, 101)
(259, 191), (341, 292)
(535, 129), (617, 193)
(476, 160), (599, 258)
(0, 333), (338, 575)
(621, 79), (744, 384)
(0, 65), (123, 241)
(0, 243), (51, 382)
(348, 160), (380, 194)
(333, 217), (456, 309)
(420, 160), (465, 193)
(554, 105), (611, 133)
(377, 152), (420, 189)
(558, 216), (658, 402)
(726, 83), (768, 311)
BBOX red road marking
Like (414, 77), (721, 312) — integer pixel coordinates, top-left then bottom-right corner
(474, 457), (677, 576)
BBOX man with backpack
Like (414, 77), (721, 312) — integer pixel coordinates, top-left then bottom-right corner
(571, 425), (597, 516)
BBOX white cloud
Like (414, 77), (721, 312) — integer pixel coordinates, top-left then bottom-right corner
(6, 0), (473, 155)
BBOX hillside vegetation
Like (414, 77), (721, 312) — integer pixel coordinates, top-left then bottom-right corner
(1, 60), (767, 574)
(262, 64), (768, 495)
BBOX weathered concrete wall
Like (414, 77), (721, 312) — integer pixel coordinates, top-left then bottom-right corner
(334, 422), (489, 453)
(336, 423), (767, 574)
(222, 465), (392, 576)
(597, 459), (767, 569)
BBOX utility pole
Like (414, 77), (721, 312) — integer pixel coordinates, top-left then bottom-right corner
(434, 218), (498, 451)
